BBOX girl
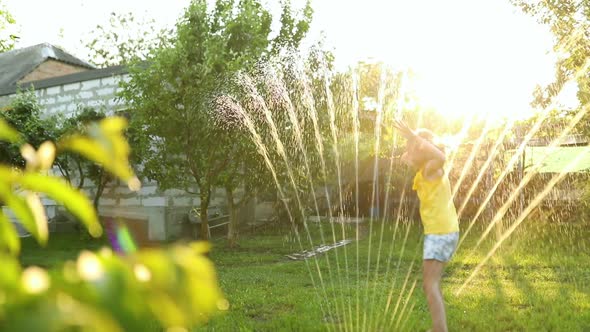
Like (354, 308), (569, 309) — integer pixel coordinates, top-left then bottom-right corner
(393, 119), (459, 332)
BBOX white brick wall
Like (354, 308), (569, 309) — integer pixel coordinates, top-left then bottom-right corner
(46, 86), (61, 95)
(81, 80), (100, 90)
(120, 74), (131, 83)
(172, 197), (193, 207)
(163, 189), (187, 196)
(96, 87), (115, 96)
(87, 100), (104, 108)
(42, 97), (56, 105)
(79, 91), (93, 99)
(100, 76), (118, 86)
(139, 186), (158, 196)
(63, 83), (81, 91)
(57, 95), (74, 103)
(52, 104), (67, 113)
(142, 197), (167, 207)
(114, 186), (135, 195)
(120, 197), (141, 206)
(98, 198), (117, 206)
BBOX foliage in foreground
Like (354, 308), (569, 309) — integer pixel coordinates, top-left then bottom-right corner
(0, 116), (224, 331)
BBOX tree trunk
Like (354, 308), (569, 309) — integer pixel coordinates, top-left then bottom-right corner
(93, 169), (106, 210)
(226, 187), (238, 248)
(76, 160), (86, 190)
(199, 189), (210, 241)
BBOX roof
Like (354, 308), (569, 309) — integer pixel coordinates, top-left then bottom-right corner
(524, 146), (590, 173)
(0, 43), (95, 88)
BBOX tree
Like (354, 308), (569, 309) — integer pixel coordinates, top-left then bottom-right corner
(0, 90), (56, 167)
(83, 11), (172, 68)
(210, 98), (262, 246)
(54, 107), (112, 209)
(215, 39), (355, 230)
(0, 1), (18, 52)
(217, 0), (314, 246)
(121, 0), (313, 241)
(511, 0), (590, 113)
(0, 91), (113, 211)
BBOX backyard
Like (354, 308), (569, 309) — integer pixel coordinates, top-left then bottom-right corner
(2, 0), (590, 331)
(20, 219), (590, 331)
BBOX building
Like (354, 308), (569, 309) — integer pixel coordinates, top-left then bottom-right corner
(0, 43), (233, 242)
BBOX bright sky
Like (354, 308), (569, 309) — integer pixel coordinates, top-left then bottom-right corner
(3, 0), (579, 120)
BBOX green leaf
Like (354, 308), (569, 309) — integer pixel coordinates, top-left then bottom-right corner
(18, 173), (102, 237)
(0, 210), (20, 254)
(59, 135), (112, 169)
(59, 117), (136, 185)
(0, 253), (21, 287)
(25, 192), (48, 245)
(0, 118), (21, 143)
(0, 184), (40, 242)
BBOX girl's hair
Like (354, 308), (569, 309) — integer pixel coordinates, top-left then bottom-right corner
(415, 128), (445, 154)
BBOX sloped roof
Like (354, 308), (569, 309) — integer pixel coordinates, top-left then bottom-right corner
(0, 43), (95, 88)
(524, 146), (590, 173)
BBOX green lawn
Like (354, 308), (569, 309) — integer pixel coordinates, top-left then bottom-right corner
(20, 219), (590, 331)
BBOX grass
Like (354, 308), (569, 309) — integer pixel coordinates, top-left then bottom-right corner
(20, 219), (590, 331)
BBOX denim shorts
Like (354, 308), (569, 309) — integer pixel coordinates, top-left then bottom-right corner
(423, 232), (459, 262)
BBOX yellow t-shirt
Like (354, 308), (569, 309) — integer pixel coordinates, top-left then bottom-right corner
(412, 169), (460, 235)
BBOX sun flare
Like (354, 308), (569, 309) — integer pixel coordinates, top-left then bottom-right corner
(407, 72), (533, 123)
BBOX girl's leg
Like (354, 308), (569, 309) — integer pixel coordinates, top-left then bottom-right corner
(423, 259), (447, 332)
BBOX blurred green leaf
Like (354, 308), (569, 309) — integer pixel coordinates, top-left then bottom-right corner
(0, 184), (41, 243)
(58, 117), (137, 187)
(0, 211), (19, 254)
(58, 136), (113, 170)
(4, 294), (125, 332)
(25, 193), (48, 245)
(99, 117), (127, 134)
(135, 249), (176, 287)
(18, 173), (102, 237)
(147, 292), (187, 327)
(0, 118), (21, 143)
(0, 253), (21, 287)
